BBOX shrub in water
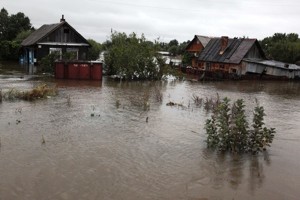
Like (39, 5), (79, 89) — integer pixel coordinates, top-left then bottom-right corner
(205, 98), (275, 154)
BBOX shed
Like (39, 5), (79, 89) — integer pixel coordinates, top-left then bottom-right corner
(21, 15), (90, 65)
(242, 58), (300, 79)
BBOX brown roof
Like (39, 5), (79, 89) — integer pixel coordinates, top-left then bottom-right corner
(198, 38), (265, 64)
(21, 23), (62, 46)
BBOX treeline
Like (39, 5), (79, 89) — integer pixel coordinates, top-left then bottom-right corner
(260, 33), (300, 64)
(0, 8), (34, 60)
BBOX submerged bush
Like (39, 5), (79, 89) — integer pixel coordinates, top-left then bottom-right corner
(205, 98), (275, 154)
(3, 84), (57, 101)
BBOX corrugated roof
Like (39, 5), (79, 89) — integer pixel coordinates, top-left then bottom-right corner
(243, 58), (300, 70)
(21, 23), (62, 46)
(198, 38), (258, 64)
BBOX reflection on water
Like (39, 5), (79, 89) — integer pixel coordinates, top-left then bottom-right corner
(1, 62), (300, 200)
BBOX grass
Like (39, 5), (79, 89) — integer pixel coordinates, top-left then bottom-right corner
(2, 84), (58, 101)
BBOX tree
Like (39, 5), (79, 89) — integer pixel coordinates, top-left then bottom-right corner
(87, 39), (102, 60)
(168, 39), (179, 47)
(0, 8), (32, 61)
(260, 33), (300, 63)
(0, 8), (9, 41)
(104, 31), (165, 80)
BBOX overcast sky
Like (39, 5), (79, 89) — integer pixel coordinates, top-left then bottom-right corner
(2, 0), (300, 43)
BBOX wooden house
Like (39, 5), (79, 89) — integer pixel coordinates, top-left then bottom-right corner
(197, 36), (266, 79)
(21, 15), (90, 65)
(185, 35), (211, 68)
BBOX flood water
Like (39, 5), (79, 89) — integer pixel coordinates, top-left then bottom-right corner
(1, 62), (300, 200)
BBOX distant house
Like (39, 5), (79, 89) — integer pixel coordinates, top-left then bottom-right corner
(21, 15), (90, 65)
(157, 51), (182, 67)
(197, 36), (266, 79)
(185, 35), (211, 68)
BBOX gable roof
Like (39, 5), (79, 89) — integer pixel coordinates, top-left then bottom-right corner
(185, 35), (212, 50)
(198, 38), (265, 64)
(21, 23), (61, 46)
(195, 35), (211, 47)
(21, 20), (90, 47)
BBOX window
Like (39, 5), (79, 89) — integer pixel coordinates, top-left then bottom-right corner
(231, 68), (237, 74)
(64, 28), (69, 34)
(66, 48), (79, 60)
(205, 62), (211, 71)
(49, 48), (62, 59)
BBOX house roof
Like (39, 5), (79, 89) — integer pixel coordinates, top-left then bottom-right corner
(185, 35), (212, 51)
(21, 23), (62, 46)
(21, 20), (90, 47)
(243, 58), (300, 70)
(198, 38), (265, 64)
(195, 35), (211, 47)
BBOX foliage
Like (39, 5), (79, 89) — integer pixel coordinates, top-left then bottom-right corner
(182, 51), (193, 66)
(260, 33), (300, 63)
(39, 52), (60, 73)
(0, 8), (32, 61)
(87, 39), (102, 60)
(2, 84), (57, 101)
(205, 98), (275, 154)
(104, 31), (165, 80)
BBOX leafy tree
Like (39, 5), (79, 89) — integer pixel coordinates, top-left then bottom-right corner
(260, 33), (300, 63)
(0, 8), (32, 61)
(87, 39), (102, 60)
(168, 45), (178, 56)
(168, 39), (179, 47)
(104, 31), (165, 80)
(0, 8), (9, 41)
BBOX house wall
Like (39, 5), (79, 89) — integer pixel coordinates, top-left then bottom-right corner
(186, 38), (204, 52)
(186, 38), (205, 68)
(34, 45), (88, 63)
(244, 43), (264, 59)
(198, 61), (242, 75)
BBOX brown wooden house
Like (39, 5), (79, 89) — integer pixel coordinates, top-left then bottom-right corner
(21, 15), (90, 65)
(185, 35), (211, 68)
(197, 36), (266, 79)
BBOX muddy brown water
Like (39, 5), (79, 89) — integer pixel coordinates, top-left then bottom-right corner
(1, 62), (300, 200)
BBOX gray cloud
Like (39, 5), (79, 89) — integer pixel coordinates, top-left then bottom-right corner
(2, 0), (300, 43)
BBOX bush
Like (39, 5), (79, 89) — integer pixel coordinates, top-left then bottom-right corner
(205, 98), (275, 154)
(2, 84), (57, 101)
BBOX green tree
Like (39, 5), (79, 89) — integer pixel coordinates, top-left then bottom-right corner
(0, 8), (32, 61)
(0, 8), (9, 41)
(168, 39), (179, 47)
(87, 39), (102, 60)
(104, 31), (165, 80)
(260, 33), (300, 63)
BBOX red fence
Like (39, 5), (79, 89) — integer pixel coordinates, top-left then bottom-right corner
(55, 61), (102, 80)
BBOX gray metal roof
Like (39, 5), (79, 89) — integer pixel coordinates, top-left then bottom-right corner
(243, 58), (300, 70)
(21, 23), (62, 46)
(198, 38), (259, 64)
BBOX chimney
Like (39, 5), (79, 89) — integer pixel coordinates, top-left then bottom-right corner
(220, 36), (228, 55)
(60, 15), (65, 22)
